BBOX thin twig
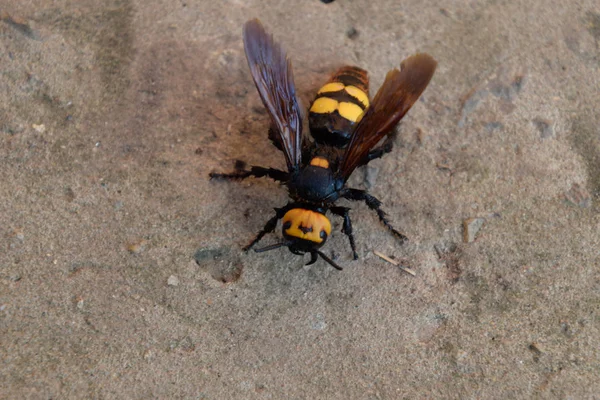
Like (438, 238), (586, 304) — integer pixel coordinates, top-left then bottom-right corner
(373, 251), (416, 276)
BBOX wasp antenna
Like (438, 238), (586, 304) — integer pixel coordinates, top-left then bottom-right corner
(254, 242), (289, 253)
(316, 250), (343, 271)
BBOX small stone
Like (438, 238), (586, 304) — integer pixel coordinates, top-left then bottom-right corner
(167, 275), (180, 286)
(533, 118), (553, 139)
(179, 336), (195, 352)
(529, 342), (543, 354)
(13, 229), (25, 241)
(564, 183), (591, 208)
(1, 11), (39, 39)
(364, 165), (379, 189)
(311, 313), (327, 330)
(463, 218), (485, 243)
(32, 123), (46, 133)
(193, 247), (224, 264)
(485, 121), (503, 132)
(346, 27), (358, 39)
(143, 349), (154, 361)
(127, 239), (147, 254)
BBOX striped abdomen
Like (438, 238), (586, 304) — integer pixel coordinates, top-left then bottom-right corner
(308, 66), (370, 147)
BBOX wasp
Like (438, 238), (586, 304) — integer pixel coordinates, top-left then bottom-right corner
(210, 19), (436, 270)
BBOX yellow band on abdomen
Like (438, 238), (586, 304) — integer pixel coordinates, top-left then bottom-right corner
(344, 85), (369, 107)
(338, 101), (365, 122)
(317, 82), (345, 94)
(310, 97), (338, 114)
(309, 157), (330, 169)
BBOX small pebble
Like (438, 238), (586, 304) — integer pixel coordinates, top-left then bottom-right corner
(564, 183), (591, 208)
(193, 247), (224, 263)
(463, 217), (485, 243)
(167, 275), (180, 286)
(32, 123), (46, 133)
(533, 118), (553, 139)
(364, 165), (379, 189)
(346, 27), (358, 39)
(127, 239), (147, 254)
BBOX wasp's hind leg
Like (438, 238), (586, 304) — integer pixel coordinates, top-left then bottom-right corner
(341, 188), (408, 244)
(330, 206), (358, 260)
(209, 165), (289, 183)
(362, 131), (397, 166)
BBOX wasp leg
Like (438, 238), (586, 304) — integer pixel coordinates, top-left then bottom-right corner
(362, 131), (397, 165)
(330, 206), (358, 260)
(209, 166), (289, 183)
(306, 251), (319, 265)
(243, 206), (291, 252)
(341, 188), (408, 244)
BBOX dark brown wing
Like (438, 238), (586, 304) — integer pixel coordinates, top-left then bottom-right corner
(243, 19), (303, 171)
(339, 53), (437, 180)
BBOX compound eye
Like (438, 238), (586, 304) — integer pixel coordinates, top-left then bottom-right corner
(283, 221), (292, 230)
(320, 230), (328, 240)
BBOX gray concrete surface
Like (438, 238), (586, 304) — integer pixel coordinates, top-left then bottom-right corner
(1, 0), (599, 398)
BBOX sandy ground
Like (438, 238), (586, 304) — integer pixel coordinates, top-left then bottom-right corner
(1, 0), (599, 398)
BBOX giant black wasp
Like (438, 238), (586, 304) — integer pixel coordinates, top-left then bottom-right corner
(210, 19), (436, 270)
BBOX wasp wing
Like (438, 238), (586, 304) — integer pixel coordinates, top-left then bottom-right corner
(339, 53), (437, 180)
(243, 19), (303, 171)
